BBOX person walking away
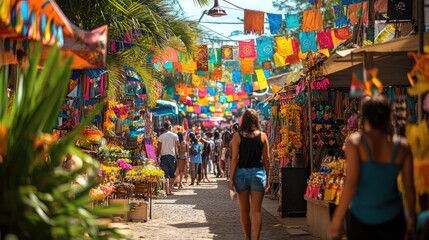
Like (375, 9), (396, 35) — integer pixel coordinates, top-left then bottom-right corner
(200, 132), (212, 182)
(175, 132), (188, 189)
(229, 109), (270, 240)
(188, 132), (202, 185)
(329, 94), (416, 240)
(221, 131), (232, 180)
(157, 121), (179, 196)
(206, 132), (215, 175)
(214, 131), (223, 178)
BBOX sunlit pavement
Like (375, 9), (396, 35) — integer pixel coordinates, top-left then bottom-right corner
(129, 175), (320, 239)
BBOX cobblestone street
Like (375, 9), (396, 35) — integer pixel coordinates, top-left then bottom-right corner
(129, 175), (319, 240)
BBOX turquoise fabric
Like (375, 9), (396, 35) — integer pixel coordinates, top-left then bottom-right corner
(256, 37), (274, 64)
(285, 14), (299, 29)
(350, 136), (403, 225)
(298, 32), (318, 53)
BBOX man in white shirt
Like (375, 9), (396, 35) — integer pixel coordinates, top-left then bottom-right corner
(157, 121), (179, 196)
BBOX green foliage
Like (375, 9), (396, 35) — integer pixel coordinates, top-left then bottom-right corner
(0, 44), (126, 239)
(57, 0), (202, 106)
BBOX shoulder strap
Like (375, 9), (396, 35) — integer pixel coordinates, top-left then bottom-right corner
(391, 137), (401, 164)
(361, 135), (374, 162)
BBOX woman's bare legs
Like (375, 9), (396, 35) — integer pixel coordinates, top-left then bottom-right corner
(250, 191), (264, 240)
(176, 159), (185, 189)
(220, 160), (226, 178)
(237, 190), (251, 240)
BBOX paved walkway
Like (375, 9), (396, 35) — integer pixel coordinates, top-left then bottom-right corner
(129, 175), (319, 240)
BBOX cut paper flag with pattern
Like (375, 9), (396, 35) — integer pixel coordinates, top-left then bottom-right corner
(317, 30), (334, 49)
(275, 37), (294, 57)
(302, 9), (323, 32)
(239, 40), (257, 58)
(255, 69), (268, 90)
(243, 74), (253, 82)
(256, 37), (274, 64)
(331, 29), (345, 46)
(348, 3), (363, 25)
(274, 52), (287, 67)
(225, 84), (235, 94)
(267, 13), (283, 34)
(334, 26), (351, 40)
(244, 10), (265, 35)
(196, 44), (208, 71)
(163, 47), (178, 62)
(299, 32), (318, 53)
(232, 70), (242, 83)
(286, 14), (300, 29)
(244, 81), (254, 94)
(209, 48), (222, 67)
(333, 5), (350, 27)
(221, 45), (234, 60)
(192, 74), (202, 87)
(241, 58), (255, 74)
(211, 67), (223, 80)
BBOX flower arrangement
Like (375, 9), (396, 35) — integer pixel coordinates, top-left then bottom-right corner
(82, 125), (104, 142)
(113, 182), (135, 198)
(126, 165), (164, 183)
(89, 184), (116, 200)
(279, 104), (303, 156)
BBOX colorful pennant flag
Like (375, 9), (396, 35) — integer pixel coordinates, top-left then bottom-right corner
(181, 60), (196, 73)
(274, 52), (286, 67)
(256, 37), (274, 64)
(232, 70), (242, 83)
(317, 30), (334, 49)
(275, 37), (294, 57)
(192, 74), (201, 87)
(255, 69), (268, 90)
(299, 32), (318, 53)
(334, 26), (351, 40)
(211, 67), (223, 80)
(226, 84), (235, 94)
(221, 45), (234, 60)
(302, 9), (323, 32)
(286, 14), (300, 29)
(243, 74), (253, 82)
(209, 48), (222, 66)
(241, 58), (255, 74)
(244, 10), (265, 35)
(267, 13), (283, 34)
(164, 47), (178, 62)
(239, 39), (257, 58)
(196, 44), (208, 71)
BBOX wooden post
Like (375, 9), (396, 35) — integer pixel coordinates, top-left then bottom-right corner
(306, 79), (314, 173)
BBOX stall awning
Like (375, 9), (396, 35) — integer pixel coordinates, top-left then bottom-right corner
(152, 100), (178, 116)
(0, 0), (107, 69)
(323, 33), (429, 88)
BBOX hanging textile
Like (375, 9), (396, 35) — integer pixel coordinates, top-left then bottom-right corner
(221, 45), (234, 60)
(225, 84), (235, 94)
(232, 70), (242, 83)
(240, 58), (255, 74)
(217, 82), (226, 93)
(387, 0), (412, 21)
(298, 32), (318, 53)
(244, 10), (265, 35)
(256, 37), (274, 63)
(263, 61), (273, 69)
(244, 81), (254, 94)
(209, 48), (222, 67)
(274, 52), (286, 67)
(348, 3), (363, 25)
(285, 14), (300, 29)
(333, 5), (350, 27)
(243, 74), (253, 82)
(181, 60), (196, 73)
(192, 74), (201, 87)
(333, 26), (351, 40)
(317, 30), (334, 49)
(198, 86), (208, 98)
(164, 47), (178, 62)
(255, 69), (268, 90)
(211, 67), (223, 80)
(275, 37), (294, 57)
(302, 9), (323, 32)
(208, 86), (216, 96)
(239, 39), (257, 58)
(331, 29), (344, 46)
(267, 13), (283, 34)
(196, 44), (208, 71)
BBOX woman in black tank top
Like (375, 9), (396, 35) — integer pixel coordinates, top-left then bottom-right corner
(229, 109), (270, 240)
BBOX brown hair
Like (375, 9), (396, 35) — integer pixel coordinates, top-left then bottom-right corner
(163, 120), (172, 130)
(239, 109), (261, 133)
(361, 94), (392, 135)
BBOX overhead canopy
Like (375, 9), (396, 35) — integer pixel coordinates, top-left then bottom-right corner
(152, 100), (178, 116)
(323, 33), (429, 88)
(0, 0), (107, 69)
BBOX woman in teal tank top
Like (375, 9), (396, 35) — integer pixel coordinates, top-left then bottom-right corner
(329, 95), (416, 240)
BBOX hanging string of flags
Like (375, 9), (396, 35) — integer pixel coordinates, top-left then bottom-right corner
(149, 1), (375, 116)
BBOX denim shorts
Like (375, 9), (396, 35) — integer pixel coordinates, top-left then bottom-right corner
(160, 155), (176, 179)
(233, 167), (266, 193)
